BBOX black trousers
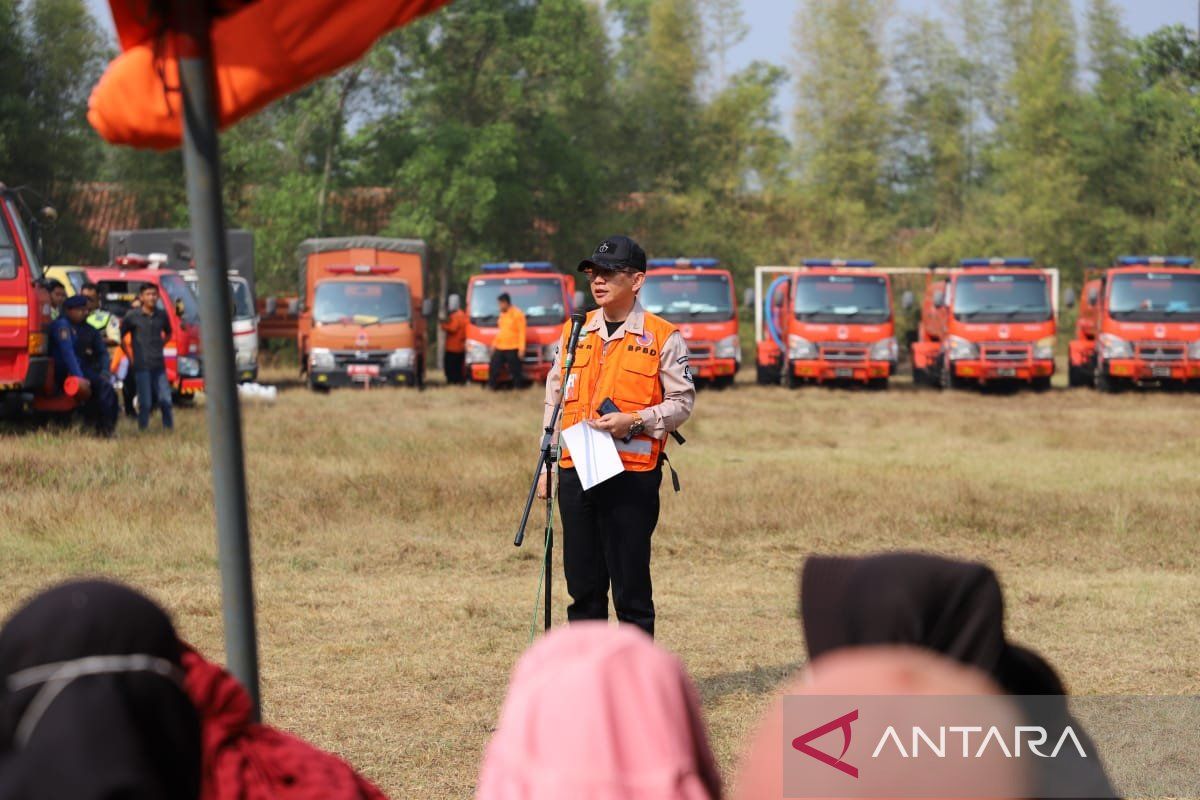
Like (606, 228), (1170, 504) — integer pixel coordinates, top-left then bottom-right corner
(444, 350), (465, 384)
(558, 465), (662, 637)
(488, 348), (526, 388)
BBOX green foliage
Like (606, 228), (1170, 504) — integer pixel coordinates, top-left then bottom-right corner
(8, 0), (1200, 299)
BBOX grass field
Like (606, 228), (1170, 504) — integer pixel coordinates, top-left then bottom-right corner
(2, 366), (1199, 797)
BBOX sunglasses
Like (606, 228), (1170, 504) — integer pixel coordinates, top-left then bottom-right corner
(584, 267), (636, 283)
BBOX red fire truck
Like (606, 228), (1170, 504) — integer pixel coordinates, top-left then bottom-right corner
(1068, 256), (1200, 391)
(464, 262), (576, 385)
(911, 258), (1056, 390)
(640, 258), (740, 387)
(757, 260), (897, 389)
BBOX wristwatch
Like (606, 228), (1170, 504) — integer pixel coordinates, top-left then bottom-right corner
(628, 413), (646, 437)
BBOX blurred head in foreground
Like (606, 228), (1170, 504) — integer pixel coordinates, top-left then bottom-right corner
(0, 579), (201, 800)
(476, 622), (720, 800)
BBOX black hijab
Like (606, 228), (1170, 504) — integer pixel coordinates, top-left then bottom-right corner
(0, 579), (201, 800)
(800, 552), (1063, 693)
(800, 553), (1116, 798)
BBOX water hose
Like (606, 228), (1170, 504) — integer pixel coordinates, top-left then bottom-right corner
(764, 275), (789, 354)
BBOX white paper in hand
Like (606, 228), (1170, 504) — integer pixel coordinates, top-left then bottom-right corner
(560, 422), (624, 490)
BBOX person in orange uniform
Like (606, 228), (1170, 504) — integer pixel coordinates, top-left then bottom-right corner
(440, 293), (467, 385)
(489, 292), (528, 389)
(537, 235), (695, 637)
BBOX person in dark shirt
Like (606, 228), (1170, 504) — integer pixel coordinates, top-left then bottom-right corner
(120, 283), (174, 431)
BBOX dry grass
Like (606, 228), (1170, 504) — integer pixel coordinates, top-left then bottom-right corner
(2, 367), (1198, 797)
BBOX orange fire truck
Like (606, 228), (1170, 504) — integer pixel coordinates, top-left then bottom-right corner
(641, 258), (740, 387)
(1068, 256), (1200, 391)
(911, 258), (1056, 390)
(298, 237), (430, 390)
(464, 262), (576, 385)
(757, 260), (897, 389)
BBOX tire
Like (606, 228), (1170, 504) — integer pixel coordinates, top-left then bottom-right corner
(783, 361), (799, 390)
(756, 364), (780, 386)
(940, 358), (966, 391)
(1095, 362), (1120, 394)
(713, 375), (735, 390)
(1067, 364), (1089, 388)
(307, 376), (330, 393)
(912, 365), (927, 386)
(868, 378), (889, 391)
(1031, 376), (1052, 393)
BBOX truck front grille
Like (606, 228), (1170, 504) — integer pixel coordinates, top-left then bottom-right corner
(1135, 341), (1186, 361)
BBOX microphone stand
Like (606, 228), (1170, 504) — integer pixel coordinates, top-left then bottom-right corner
(514, 313), (585, 633)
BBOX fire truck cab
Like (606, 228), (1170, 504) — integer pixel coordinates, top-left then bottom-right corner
(758, 260), (897, 389)
(911, 259), (1056, 390)
(1068, 256), (1200, 391)
(640, 258), (740, 387)
(85, 257), (206, 399)
(465, 262), (576, 385)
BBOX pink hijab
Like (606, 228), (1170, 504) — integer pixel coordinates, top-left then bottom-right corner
(476, 623), (721, 800)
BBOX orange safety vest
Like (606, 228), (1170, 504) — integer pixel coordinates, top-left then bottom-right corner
(558, 311), (677, 473)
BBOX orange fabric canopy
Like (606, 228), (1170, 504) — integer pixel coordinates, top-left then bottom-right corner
(90, 0), (451, 150)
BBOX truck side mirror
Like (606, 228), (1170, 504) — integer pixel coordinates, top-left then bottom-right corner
(421, 298), (434, 317)
(901, 290), (914, 311)
(286, 298), (299, 316)
(265, 296), (277, 315)
(933, 289), (946, 308)
(1062, 287), (1076, 309)
(573, 290), (585, 310)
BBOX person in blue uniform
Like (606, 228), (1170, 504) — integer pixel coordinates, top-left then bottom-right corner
(49, 296), (118, 436)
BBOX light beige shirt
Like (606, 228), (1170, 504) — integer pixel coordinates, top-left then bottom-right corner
(542, 300), (695, 440)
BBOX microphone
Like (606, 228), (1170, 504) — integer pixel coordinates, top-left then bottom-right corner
(564, 310), (587, 359)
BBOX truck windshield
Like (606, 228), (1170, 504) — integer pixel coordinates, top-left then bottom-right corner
(470, 277), (565, 326)
(314, 280), (410, 325)
(794, 275), (891, 323)
(641, 273), (734, 322)
(160, 273), (201, 326)
(952, 274), (1051, 322)
(184, 276), (255, 321)
(1109, 272), (1200, 322)
(1, 197), (43, 281)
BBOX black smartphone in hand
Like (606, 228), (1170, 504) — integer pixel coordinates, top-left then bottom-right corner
(598, 397), (634, 443)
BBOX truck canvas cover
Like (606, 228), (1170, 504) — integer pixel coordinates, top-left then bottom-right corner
(296, 236), (427, 290)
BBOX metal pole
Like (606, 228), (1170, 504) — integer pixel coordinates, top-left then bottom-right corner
(170, 0), (261, 718)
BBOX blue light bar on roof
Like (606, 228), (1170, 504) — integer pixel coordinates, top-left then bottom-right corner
(959, 258), (1035, 268)
(1116, 255), (1194, 267)
(481, 261), (555, 273)
(802, 259), (876, 268)
(647, 258), (720, 269)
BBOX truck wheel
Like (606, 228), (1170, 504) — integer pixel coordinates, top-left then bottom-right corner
(783, 361), (798, 389)
(415, 358), (425, 391)
(756, 365), (780, 386)
(1031, 376), (1052, 393)
(912, 365), (927, 386)
(307, 376), (329, 394)
(868, 378), (889, 391)
(1067, 364), (1087, 388)
(1095, 362), (1120, 394)
(940, 358), (965, 391)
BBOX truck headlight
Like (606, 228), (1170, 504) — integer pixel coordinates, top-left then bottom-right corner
(465, 338), (491, 365)
(1033, 336), (1056, 360)
(715, 334), (741, 361)
(310, 347), (335, 370)
(1189, 340), (1200, 360)
(947, 335), (978, 361)
(869, 336), (898, 361)
(178, 356), (202, 377)
(386, 348), (415, 370)
(1098, 333), (1132, 360)
(543, 342), (560, 361)
(788, 334), (816, 360)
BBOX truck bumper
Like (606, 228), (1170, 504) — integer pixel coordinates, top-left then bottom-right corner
(791, 359), (892, 383)
(689, 358), (739, 380)
(310, 366), (417, 388)
(468, 361), (552, 384)
(178, 378), (205, 396)
(238, 366), (259, 383)
(950, 359), (1054, 382)
(1104, 359), (1200, 381)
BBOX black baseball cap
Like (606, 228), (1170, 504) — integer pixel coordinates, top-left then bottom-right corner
(577, 235), (647, 273)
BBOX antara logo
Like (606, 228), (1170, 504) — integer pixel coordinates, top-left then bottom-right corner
(792, 710), (859, 778)
(998, 326), (1010, 339)
(837, 326), (849, 340)
(1155, 325), (1166, 339)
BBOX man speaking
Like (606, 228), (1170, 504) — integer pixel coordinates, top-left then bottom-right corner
(537, 235), (694, 637)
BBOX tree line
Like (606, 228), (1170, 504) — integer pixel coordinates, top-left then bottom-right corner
(1, 0), (1198, 298)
